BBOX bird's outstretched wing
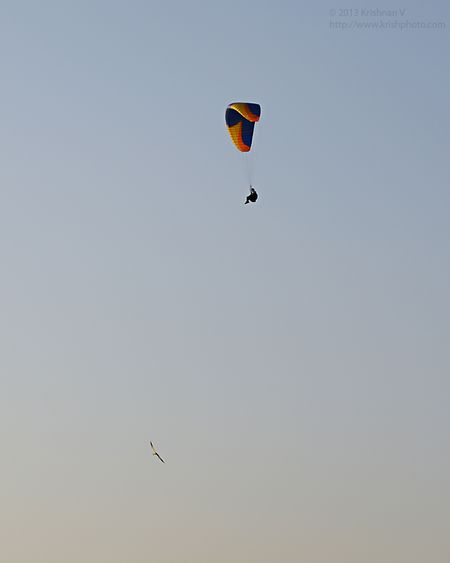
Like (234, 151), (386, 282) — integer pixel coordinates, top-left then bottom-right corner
(150, 441), (156, 453)
(155, 452), (165, 464)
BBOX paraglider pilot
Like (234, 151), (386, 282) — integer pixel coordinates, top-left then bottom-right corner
(245, 186), (258, 205)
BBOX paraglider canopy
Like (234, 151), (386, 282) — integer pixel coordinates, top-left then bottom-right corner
(225, 103), (261, 152)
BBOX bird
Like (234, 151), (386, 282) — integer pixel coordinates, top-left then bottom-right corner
(150, 441), (165, 463)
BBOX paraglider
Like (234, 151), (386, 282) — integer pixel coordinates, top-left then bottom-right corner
(245, 186), (258, 205)
(225, 102), (261, 203)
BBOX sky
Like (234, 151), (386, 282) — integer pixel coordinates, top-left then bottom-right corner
(1, 1), (449, 562)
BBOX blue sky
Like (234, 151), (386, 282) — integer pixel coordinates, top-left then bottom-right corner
(1, 1), (449, 562)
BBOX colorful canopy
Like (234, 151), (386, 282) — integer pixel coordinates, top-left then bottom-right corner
(225, 103), (261, 152)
